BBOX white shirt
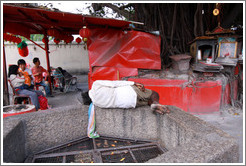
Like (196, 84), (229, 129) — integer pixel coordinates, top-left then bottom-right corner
(89, 80), (137, 108)
(9, 74), (25, 88)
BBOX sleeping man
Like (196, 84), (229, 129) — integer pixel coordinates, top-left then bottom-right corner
(89, 80), (170, 114)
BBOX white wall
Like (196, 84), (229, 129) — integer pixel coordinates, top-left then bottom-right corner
(4, 41), (89, 74)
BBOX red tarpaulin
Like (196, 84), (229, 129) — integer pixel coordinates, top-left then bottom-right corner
(88, 28), (161, 69)
(87, 28), (161, 88)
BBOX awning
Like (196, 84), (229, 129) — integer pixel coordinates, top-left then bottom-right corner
(3, 4), (131, 37)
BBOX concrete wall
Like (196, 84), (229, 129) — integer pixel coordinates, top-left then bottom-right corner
(4, 41), (89, 74)
(3, 104), (239, 163)
(95, 105), (239, 163)
(3, 119), (26, 163)
(3, 104), (88, 162)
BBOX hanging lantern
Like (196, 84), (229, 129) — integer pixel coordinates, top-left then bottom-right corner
(47, 28), (60, 37)
(12, 36), (17, 43)
(4, 34), (10, 41)
(65, 39), (70, 44)
(16, 37), (22, 44)
(76, 37), (82, 44)
(79, 26), (91, 38)
(17, 41), (29, 57)
(68, 35), (74, 43)
(9, 35), (14, 42)
(42, 37), (49, 43)
(54, 38), (60, 45)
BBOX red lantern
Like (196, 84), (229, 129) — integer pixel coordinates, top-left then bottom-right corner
(16, 37), (22, 44)
(76, 37), (82, 44)
(8, 35), (14, 42)
(54, 38), (60, 44)
(12, 36), (17, 43)
(79, 26), (91, 38)
(47, 28), (60, 37)
(42, 38), (49, 43)
(65, 39), (70, 44)
(18, 47), (29, 57)
(68, 35), (74, 43)
(4, 34), (9, 41)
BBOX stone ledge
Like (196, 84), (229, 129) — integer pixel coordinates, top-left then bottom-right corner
(94, 105), (239, 163)
(3, 104), (239, 163)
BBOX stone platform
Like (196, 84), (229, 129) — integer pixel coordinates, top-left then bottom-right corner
(3, 104), (239, 163)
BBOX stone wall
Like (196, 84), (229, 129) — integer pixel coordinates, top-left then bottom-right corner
(95, 105), (239, 163)
(3, 104), (239, 163)
(3, 104), (88, 162)
(3, 119), (26, 163)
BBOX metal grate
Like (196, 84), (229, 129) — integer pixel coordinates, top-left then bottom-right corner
(26, 136), (167, 163)
(34, 156), (63, 163)
(102, 150), (135, 163)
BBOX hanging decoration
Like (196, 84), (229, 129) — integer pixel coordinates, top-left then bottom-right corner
(76, 37), (82, 44)
(54, 38), (60, 45)
(15, 37), (22, 44)
(3, 33), (21, 43)
(65, 38), (70, 44)
(47, 28), (60, 38)
(17, 41), (29, 57)
(79, 26), (91, 38)
(68, 35), (74, 43)
(42, 37), (49, 43)
(64, 35), (74, 44)
(3, 33), (22, 43)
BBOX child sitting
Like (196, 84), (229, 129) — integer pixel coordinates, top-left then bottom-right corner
(18, 68), (32, 88)
(17, 59), (34, 90)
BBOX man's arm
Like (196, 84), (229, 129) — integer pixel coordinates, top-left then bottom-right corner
(41, 66), (49, 76)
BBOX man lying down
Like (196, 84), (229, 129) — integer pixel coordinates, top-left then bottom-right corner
(89, 80), (170, 115)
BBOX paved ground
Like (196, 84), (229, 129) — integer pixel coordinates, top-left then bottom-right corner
(195, 107), (243, 163)
(43, 74), (244, 163)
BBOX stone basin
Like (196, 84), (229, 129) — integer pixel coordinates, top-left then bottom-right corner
(3, 104), (239, 163)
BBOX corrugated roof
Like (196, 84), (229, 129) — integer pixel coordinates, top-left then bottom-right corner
(3, 4), (131, 36)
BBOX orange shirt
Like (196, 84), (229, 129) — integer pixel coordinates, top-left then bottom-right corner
(18, 68), (31, 86)
(31, 66), (47, 83)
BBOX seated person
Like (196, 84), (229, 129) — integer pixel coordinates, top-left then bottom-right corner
(8, 65), (44, 111)
(31, 57), (52, 97)
(17, 59), (34, 89)
(89, 80), (170, 115)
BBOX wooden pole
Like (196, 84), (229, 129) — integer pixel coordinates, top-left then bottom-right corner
(3, 43), (10, 105)
(44, 34), (52, 95)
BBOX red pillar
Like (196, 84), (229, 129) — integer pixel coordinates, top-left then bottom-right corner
(3, 43), (9, 105)
(44, 34), (52, 95)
